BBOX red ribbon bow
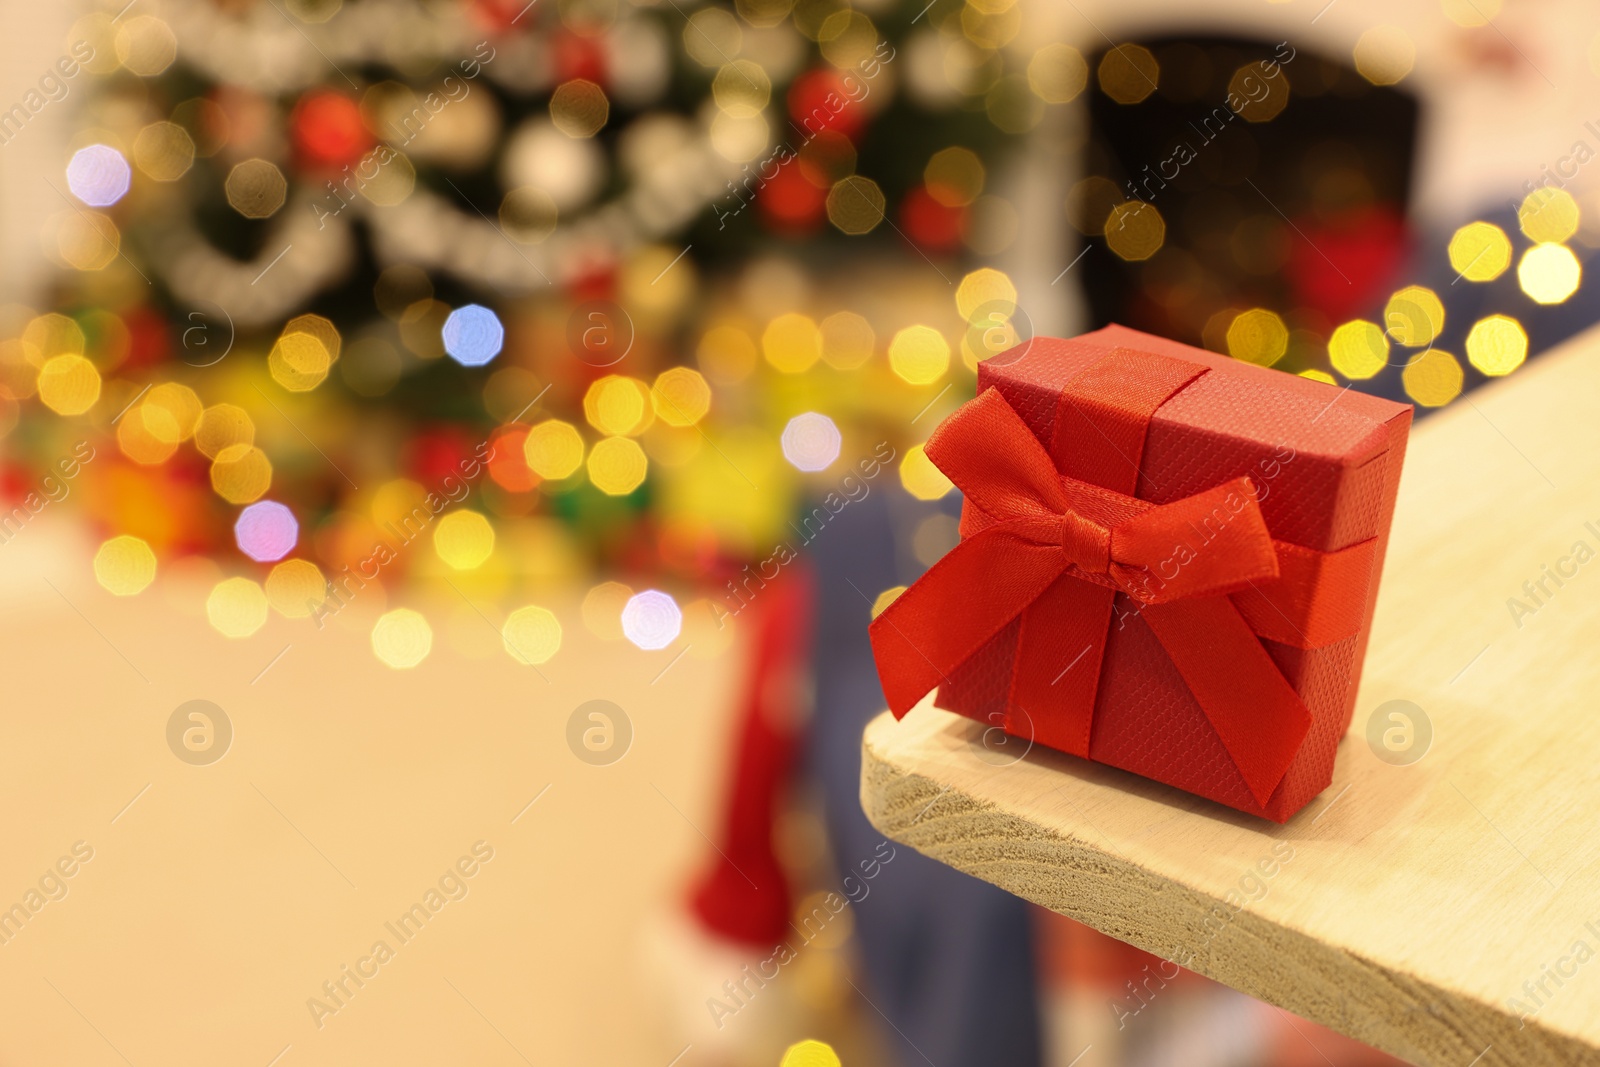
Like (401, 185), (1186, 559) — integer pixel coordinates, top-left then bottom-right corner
(870, 349), (1374, 808)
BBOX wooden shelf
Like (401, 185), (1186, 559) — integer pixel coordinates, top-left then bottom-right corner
(861, 326), (1600, 1067)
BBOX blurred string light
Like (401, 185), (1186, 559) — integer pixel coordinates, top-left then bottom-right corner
(235, 501), (299, 563)
(763, 313), (822, 374)
(372, 607), (432, 668)
(1401, 349), (1463, 407)
(523, 419), (585, 480)
(622, 589), (682, 650)
(1518, 188), (1579, 244)
(781, 412), (841, 472)
(1447, 222), (1511, 282)
(899, 444), (953, 500)
(442, 304), (504, 367)
(503, 605), (561, 665)
(1354, 25), (1414, 85)
(1518, 243), (1581, 304)
(434, 509), (495, 569)
(269, 314), (339, 391)
(650, 367), (711, 426)
(887, 325), (950, 385)
(819, 311), (874, 370)
(584, 375), (653, 435)
(94, 535), (156, 596)
(1383, 285), (1444, 347)
(826, 175), (886, 234)
(211, 444), (273, 504)
(133, 121), (196, 181)
(226, 159), (287, 218)
(1226, 309), (1288, 367)
(582, 581), (633, 640)
(1098, 43), (1159, 104)
(1466, 315), (1528, 376)
(1104, 201), (1165, 260)
(587, 436), (648, 495)
(780, 1039), (842, 1067)
(195, 404), (254, 458)
(37, 354), (100, 415)
(265, 559), (326, 618)
(1028, 44), (1088, 104)
(1328, 320), (1389, 379)
(208, 577), (269, 638)
(66, 145), (131, 208)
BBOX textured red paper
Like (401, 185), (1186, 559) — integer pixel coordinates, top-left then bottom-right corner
(929, 325), (1411, 822)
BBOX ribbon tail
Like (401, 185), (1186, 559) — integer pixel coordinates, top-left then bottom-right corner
(1008, 576), (1116, 758)
(869, 528), (1069, 720)
(1143, 597), (1313, 809)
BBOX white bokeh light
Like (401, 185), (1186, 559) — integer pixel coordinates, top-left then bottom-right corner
(621, 590), (682, 650)
(780, 412), (841, 472)
(66, 145), (132, 208)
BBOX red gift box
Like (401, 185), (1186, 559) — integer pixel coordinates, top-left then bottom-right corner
(870, 325), (1411, 822)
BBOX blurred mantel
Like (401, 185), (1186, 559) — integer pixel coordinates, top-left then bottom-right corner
(862, 322), (1600, 1067)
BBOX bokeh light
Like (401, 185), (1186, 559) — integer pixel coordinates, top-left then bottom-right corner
(1104, 201), (1165, 260)
(211, 444), (273, 504)
(763, 313), (823, 374)
(587, 436), (649, 495)
(94, 536), (156, 596)
(133, 121), (196, 181)
(781, 412), (842, 472)
(888, 326), (950, 385)
(870, 585), (906, 619)
(265, 559), (326, 618)
(550, 79), (610, 138)
(925, 147), (986, 206)
(1225, 309), (1288, 367)
(1354, 25), (1414, 85)
(1518, 243), (1582, 304)
(207, 577), (269, 638)
(1447, 222), (1511, 283)
(37, 354), (101, 415)
(503, 605), (561, 665)
(1028, 43), (1088, 104)
(819, 311), (874, 370)
(584, 376), (653, 435)
(146, 383), (202, 440)
(225, 159), (288, 218)
(1465, 315), (1529, 376)
(372, 608), (432, 668)
(434, 509), (495, 570)
(269, 318), (337, 392)
(235, 501), (299, 563)
(900, 444), (953, 500)
(1518, 188), (1580, 244)
(582, 581), (633, 640)
(780, 1039), (842, 1067)
(118, 405), (180, 465)
(1402, 349), (1463, 407)
(1384, 286), (1444, 347)
(524, 419), (585, 480)
(1098, 44), (1159, 104)
(622, 590), (683, 650)
(826, 176), (886, 234)
(66, 145), (132, 208)
(651, 367), (712, 427)
(442, 304), (504, 367)
(1328, 320), (1389, 379)
(195, 404), (255, 459)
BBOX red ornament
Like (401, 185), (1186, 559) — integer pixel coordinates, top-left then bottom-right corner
(291, 91), (373, 171)
(787, 68), (868, 143)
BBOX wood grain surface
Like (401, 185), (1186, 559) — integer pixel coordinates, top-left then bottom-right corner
(862, 326), (1600, 1067)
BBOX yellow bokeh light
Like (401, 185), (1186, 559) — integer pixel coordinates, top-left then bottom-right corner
(1402, 349), (1463, 407)
(207, 577), (269, 638)
(94, 535), (156, 596)
(115, 15), (177, 76)
(870, 585), (907, 619)
(117, 404), (180, 465)
(956, 268), (1017, 322)
(583, 375), (653, 436)
(1518, 188), (1580, 244)
(1354, 26), (1414, 85)
(372, 608), (432, 668)
(210, 444), (273, 504)
(820, 311), (874, 370)
(551, 79), (610, 138)
(226, 159), (288, 219)
(1465, 315), (1528, 377)
(145, 383), (202, 441)
(1028, 43), (1088, 104)
(582, 581), (633, 640)
(713, 60), (771, 117)
(780, 1039), (842, 1067)
(523, 419), (585, 480)
(265, 559), (327, 617)
(1104, 201), (1165, 261)
(1384, 286), (1445, 347)
(37, 354), (101, 415)
(698, 323), (759, 384)
(651, 367), (711, 426)
(587, 436), (649, 495)
(826, 175), (886, 235)
(888, 326), (950, 385)
(433, 509), (495, 570)
(1098, 43), (1159, 104)
(1328, 320), (1390, 379)
(270, 315), (340, 392)
(900, 444), (953, 500)
(1447, 222), (1512, 283)
(25, 313), (85, 357)
(503, 604), (561, 665)
(194, 403), (255, 459)
(1228, 63), (1290, 122)
(763, 313), (823, 374)
(133, 121), (195, 181)
(1298, 369), (1337, 385)
(1225, 308), (1289, 367)
(1518, 243), (1582, 304)
(925, 147), (986, 207)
